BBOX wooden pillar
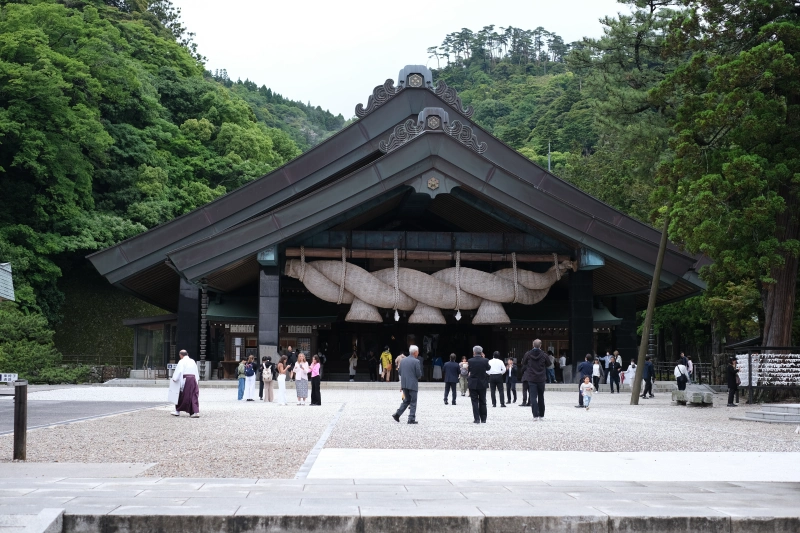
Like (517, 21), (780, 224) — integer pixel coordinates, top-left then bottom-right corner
(613, 295), (638, 360)
(176, 278), (200, 361)
(568, 270), (593, 382)
(258, 266), (280, 362)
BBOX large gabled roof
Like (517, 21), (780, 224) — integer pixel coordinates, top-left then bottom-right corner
(89, 65), (706, 311)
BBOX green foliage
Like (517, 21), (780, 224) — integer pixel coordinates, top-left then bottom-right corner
(0, 0), (344, 349)
(0, 301), (60, 380)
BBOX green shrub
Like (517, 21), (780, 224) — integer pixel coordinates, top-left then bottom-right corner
(32, 364), (93, 385)
(0, 301), (61, 380)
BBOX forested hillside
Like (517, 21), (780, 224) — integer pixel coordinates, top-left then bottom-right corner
(0, 0), (344, 380)
(429, 2), (800, 352)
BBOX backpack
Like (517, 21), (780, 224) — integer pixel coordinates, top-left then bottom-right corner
(244, 363), (254, 377)
(460, 364), (469, 377)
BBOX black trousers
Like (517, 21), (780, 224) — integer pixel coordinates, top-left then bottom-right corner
(529, 381), (545, 418)
(470, 387), (487, 422)
(444, 382), (457, 403)
(507, 382), (517, 403)
(592, 376), (600, 393)
(727, 384), (737, 404)
(521, 380), (529, 404)
(259, 378), (264, 399)
(311, 375), (321, 405)
(489, 375), (505, 406)
(643, 376), (653, 397)
(368, 366), (378, 381)
(609, 374), (620, 393)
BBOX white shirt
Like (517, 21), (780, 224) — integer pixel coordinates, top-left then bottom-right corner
(592, 363), (601, 377)
(559, 356), (566, 367)
(487, 359), (507, 375)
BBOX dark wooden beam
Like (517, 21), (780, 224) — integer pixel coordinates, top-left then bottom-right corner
(285, 248), (571, 263)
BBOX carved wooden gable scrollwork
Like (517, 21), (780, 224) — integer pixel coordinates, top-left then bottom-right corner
(378, 107), (486, 154)
(433, 80), (474, 118)
(355, 79), (402, 118)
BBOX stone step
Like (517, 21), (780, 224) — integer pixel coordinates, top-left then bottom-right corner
(743, 410), (800, 422)
(762, 403), (800, 415)
(0, 509), (62, 533)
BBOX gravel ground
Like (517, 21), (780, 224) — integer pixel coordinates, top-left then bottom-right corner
(0, 387), (337, 478)
(323, 389), (800, 452)
(1, 387), (798, 478)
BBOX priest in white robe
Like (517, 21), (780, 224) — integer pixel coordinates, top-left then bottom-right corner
(168, 350), (200, 417)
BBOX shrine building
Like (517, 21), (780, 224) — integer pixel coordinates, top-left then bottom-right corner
(88, 66), (706, 380)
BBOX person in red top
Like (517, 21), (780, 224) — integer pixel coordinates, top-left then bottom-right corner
(310, 355), (322, 406)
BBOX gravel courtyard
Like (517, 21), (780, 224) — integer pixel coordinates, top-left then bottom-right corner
(1, 386), (798, 478)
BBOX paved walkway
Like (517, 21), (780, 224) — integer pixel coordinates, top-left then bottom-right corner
(0, 473), (798, 532)
(308, 450), (800, 482)
(0, 401), (164, 435)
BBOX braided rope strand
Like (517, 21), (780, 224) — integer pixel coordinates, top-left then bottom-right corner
(337, 247), (347, 304)
(512, 252), (519, 304)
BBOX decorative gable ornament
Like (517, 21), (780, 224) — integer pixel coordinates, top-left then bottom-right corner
(355, 65), (474, 118)
(378, 107), (487, 154)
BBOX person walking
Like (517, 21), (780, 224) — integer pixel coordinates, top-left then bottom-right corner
(261, 356), (274, 402)
(546, 351), (556, 384)
(458, 356), (469, 397)
(310, 354), (322, 406)
(608, 356), (621, 393)
(641, 355), (655, 399)
(169, 350), (200, 418)
(674, 358), (689, 391)
(348, 351), (358, 382)
(236, 358), (246, 400)
(506, 357), (518, 404)
(243, 355), (257, 401)
(488, 351), (507, 407)
(293, 353), (310, 405)
(521, 339), (548, 421)
(592, 358), (604, 394)
(576, 354), (593, 408)
(276, 355), (289, 406)
(367, 351), (378, 382)
(467, 346), (491, 424)
(380, 346), (393, 382)
(443, 354), (460, 405)
(580, 376), (595, 410)
(392, 345), (422, 424)
(726, 356), (739, 407)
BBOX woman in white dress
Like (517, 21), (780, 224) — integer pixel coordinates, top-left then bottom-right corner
(243, 355), (257, 401)
(623, 359), (637, 388)
(292, 353), (310, 405)
(276, 355), (289, 405)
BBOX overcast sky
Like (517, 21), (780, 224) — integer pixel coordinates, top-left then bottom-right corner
(173, 0), (629, 118)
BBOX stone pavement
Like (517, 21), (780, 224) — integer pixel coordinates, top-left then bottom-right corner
(0, 475), (799, 532)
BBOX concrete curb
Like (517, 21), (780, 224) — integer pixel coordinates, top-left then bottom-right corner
(61, 513), (800, 533)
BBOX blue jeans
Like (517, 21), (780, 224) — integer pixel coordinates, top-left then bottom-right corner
(547, 368), (555, 383)
(237, 377), (245, 400)
(584, 395), (592, 408)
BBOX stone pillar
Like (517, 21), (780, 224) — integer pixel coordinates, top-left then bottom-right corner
(176, 278), (200, 360)
(568, 270), (593, 382)
(613, 295), (638, 360)
(258, 266), (280, 362)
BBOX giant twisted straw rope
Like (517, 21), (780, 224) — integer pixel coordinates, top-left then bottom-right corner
(285, 252), (574, 324)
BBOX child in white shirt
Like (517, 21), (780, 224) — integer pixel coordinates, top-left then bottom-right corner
(580, 376), (595, 410)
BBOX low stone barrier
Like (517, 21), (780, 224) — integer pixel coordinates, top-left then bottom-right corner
(672, 390), (713, 406)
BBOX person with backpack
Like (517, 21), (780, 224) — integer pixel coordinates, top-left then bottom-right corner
(236, 358), (246, 401)
(243, 355), (257, 401)
(261, 356), (274, 402)
(674, 358), (689, 391)
(458, 355), (469, 397)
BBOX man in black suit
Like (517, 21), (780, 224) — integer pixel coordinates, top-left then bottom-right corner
(442, 353), (460, 405)
(467, 346), (491, 424)
(576, 354), (593, 407)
